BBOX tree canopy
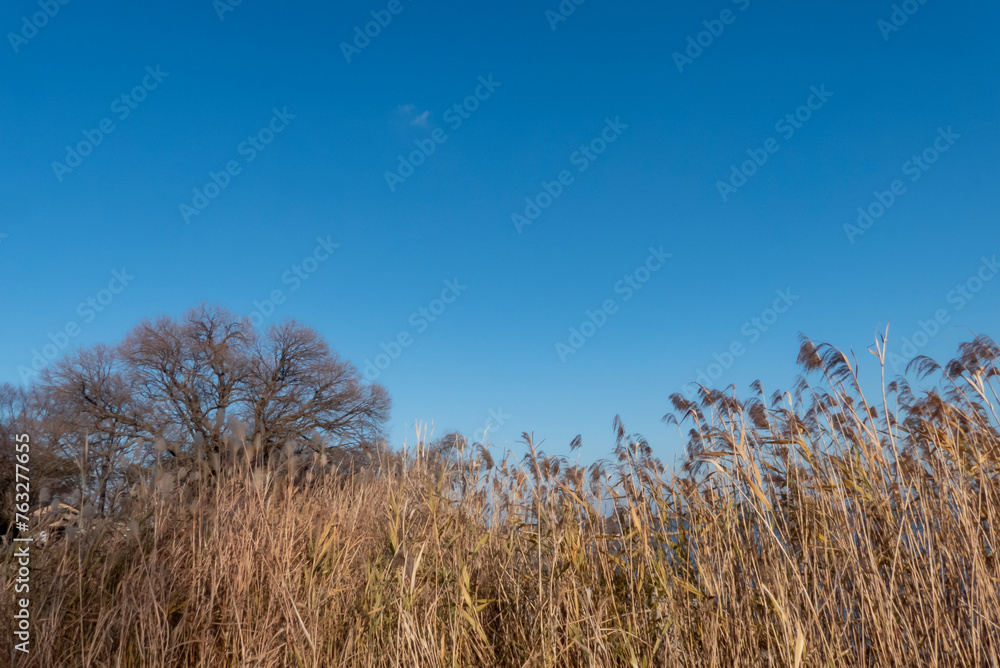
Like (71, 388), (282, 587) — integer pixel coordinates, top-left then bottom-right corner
(2, 305), (391, 518)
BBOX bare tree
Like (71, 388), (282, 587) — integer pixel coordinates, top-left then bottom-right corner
(32, 304), (391, 495)
(40, 344), (160, 513)
(120, 304), (251, 454)
(0, 384), (75, 531)
(243, 321), (391, 460)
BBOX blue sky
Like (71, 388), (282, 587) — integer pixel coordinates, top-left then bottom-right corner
(2, 0), (998, 464)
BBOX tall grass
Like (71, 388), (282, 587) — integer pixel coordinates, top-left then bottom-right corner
(3, 336), (999, 666)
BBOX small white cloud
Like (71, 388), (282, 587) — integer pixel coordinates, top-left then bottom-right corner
(410, 110), (430, 127)
(395, 104), (431, 128)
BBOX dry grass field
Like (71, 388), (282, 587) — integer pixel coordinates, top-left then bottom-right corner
(3, 335), (1000, 666)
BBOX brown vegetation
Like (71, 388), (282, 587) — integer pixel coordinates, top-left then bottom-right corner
(2, 332), (999, 666)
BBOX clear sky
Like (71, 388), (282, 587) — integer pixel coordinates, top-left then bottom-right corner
(2, 0), (998, 464)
